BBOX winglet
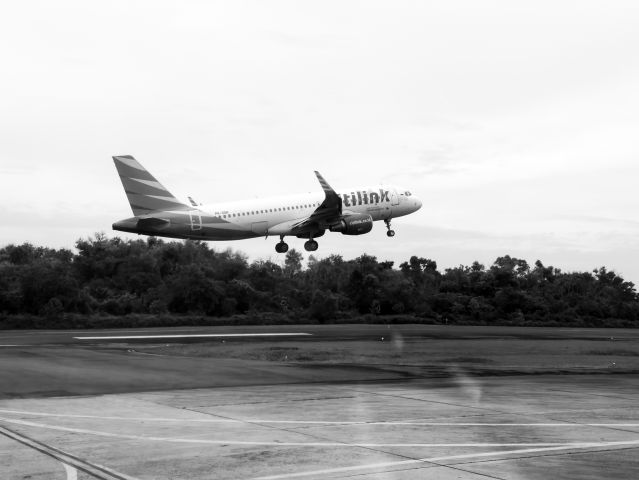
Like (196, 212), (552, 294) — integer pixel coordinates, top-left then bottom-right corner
(315, 171), (335, 194)
(314, 171), (342, 213)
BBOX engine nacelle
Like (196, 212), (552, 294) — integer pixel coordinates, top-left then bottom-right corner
(329, 214), (373, 235)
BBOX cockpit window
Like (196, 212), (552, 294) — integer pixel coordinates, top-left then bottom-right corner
(405, 191), (412, 196)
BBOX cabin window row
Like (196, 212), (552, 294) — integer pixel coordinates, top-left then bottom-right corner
(221, 203), (319, 219)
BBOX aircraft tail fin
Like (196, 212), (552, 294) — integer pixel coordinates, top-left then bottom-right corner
(112, 155), (189, 216)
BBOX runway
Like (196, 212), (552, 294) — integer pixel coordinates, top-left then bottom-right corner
(3, 323), (639, 348)
(1, 324), (639, 479)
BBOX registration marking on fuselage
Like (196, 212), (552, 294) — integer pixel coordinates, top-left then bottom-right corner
(73, 333), (313, 340)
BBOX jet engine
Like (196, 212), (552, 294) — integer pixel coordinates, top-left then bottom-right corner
(329, 214), (374, 235)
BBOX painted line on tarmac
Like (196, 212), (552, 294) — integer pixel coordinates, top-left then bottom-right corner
(2, 417), (639, 449)
(2, 409), (639, 428)
(252, 443), (639, 479)
(73, 333), (313, 340)
(0, 423), (140, 480)
(62, 463), (78, 480)
(2, 328), (226, 337)
(239, 422), (639, 427)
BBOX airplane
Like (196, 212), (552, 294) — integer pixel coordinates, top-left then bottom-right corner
(111, 155), (422, 252)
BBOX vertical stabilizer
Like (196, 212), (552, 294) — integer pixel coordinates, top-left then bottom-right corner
(112, 155), (188, 216)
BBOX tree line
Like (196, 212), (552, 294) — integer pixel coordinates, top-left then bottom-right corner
(1, 234), (638, 328)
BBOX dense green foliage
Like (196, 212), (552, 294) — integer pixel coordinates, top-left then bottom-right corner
(1, 234), (638, 328)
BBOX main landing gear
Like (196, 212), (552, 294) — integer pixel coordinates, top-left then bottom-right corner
(384, 219), (395, 237)
(304, 239), (318, 252)
(275, 236), (319, 253)
(275, 235), (289, 253)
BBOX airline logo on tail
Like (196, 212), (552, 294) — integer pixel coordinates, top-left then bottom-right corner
(113, 155), (189, 215)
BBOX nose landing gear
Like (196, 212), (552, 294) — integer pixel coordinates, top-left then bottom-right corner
(384, 219), (395, 237)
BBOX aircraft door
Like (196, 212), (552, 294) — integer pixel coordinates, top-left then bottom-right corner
(189, 210), (202, 231)
(391, 190), (400, 206)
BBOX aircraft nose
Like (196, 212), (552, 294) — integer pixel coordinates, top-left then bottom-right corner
(414, 197), (422, 211)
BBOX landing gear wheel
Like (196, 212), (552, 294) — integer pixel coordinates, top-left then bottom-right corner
(384, 219), (395, 237)
(304, 240), (318, 252)
(275, 241), (289, 253)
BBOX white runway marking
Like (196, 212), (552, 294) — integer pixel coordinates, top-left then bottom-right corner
(1, 417), (638, 449)
(252, 443), (636, 479)
(73, 333), (313, 340)
(0, 423), (140, 480)
(62, 463), (77, 480)
(2, 409), (639, 428)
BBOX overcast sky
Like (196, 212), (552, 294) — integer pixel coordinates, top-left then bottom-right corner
(1, 1), (638, 281)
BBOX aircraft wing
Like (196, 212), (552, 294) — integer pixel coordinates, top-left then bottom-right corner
(289, 171), (342, 234)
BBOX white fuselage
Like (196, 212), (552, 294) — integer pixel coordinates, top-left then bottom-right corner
(111, 155), (422, 249)
(192, 185), (421, 239)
